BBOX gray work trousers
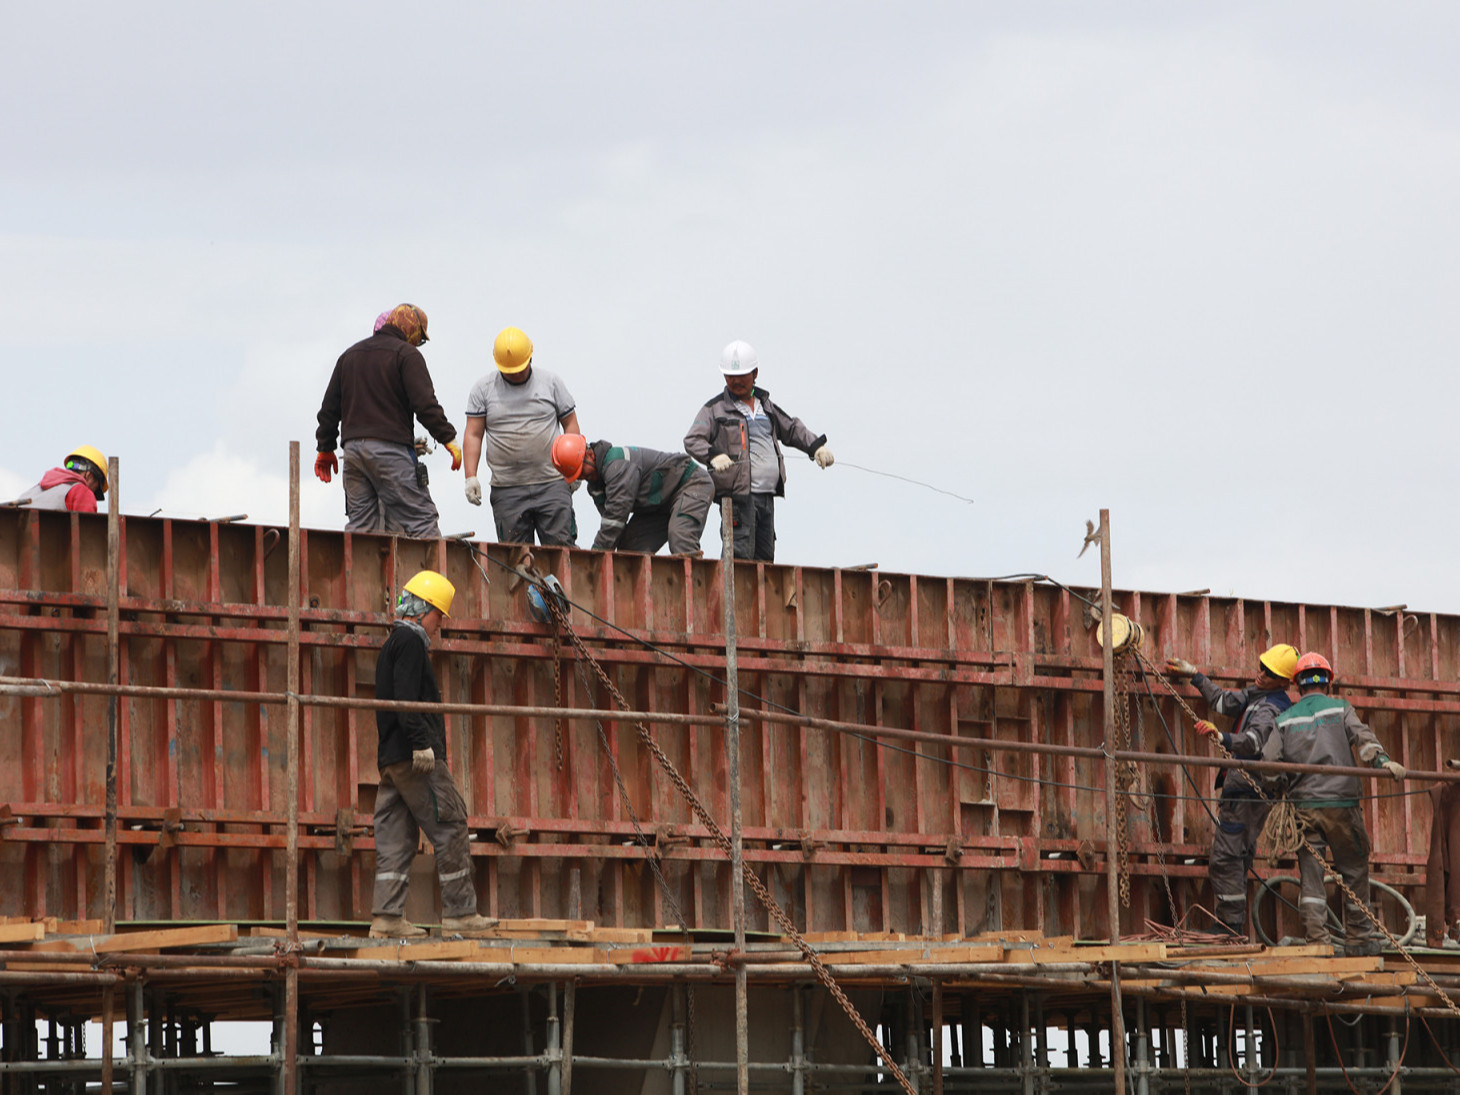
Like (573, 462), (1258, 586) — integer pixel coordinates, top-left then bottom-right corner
(343, 439), (441, 539)
(725, 492), (776, 561)
(490, 480), (576, 546)
(619, 468), (713, 555)
(370, 760), (479, 918)
(1209, 795), (1271, 934)
(1295, 805), (1375, 945)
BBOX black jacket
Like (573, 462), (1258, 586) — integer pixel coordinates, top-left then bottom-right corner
(375, 622), (446, 768)
(316, 326), (456, 452)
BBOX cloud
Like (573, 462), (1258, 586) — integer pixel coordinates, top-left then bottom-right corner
(144, 442), (342, 531)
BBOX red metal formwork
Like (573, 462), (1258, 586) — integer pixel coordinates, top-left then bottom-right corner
(0, 509), (1452, 939)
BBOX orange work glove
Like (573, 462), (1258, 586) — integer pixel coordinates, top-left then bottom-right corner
(315, 451), (338, 483)
(445, 440), (463, 471)
(1194, 719), (1219, 741)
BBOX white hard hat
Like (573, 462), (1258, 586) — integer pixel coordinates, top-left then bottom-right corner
(719, 340), (758, 376)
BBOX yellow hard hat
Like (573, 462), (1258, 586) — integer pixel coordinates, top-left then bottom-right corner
(65, 445), (109, 493)
(493, 327), (534, 374)
(1259, 643), (1299, 681)
(401, 570), (455, 618)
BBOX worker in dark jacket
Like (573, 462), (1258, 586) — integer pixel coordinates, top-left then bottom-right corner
(315, 304), (462, 538)
(1167, 643), (1298, 938)
(369, 570), (496, 939)
(683, 339), (832, 561)
(550, 435), (712, 555)
(1260, 653), (1405, 954)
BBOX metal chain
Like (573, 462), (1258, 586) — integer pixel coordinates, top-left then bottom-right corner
(1113, 652), (1136, 908)
(551, 627), (565, 771)
(1133, 646), (1460, 1022)
(565, 653), (698, 1093)
(545, 594), (917, 1095)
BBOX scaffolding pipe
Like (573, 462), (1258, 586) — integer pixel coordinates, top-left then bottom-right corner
(285, 439), (301, 1095)
(721, 497), (749, 1095)
(104, 455), (120, 935)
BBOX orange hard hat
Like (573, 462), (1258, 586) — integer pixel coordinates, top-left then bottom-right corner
(551, 434), (588, 483)
(385, 303), (429, 345)
(1294, 652), (1333, 685)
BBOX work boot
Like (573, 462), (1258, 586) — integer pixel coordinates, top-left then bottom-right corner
(440, 913), (498, 937)
(1344, 939), (1383, 958)
(1214, 921), (1248, 944)
(370, 915), (427, 939)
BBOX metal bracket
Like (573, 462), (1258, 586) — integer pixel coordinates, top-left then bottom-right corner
(157, 807), (186, 849)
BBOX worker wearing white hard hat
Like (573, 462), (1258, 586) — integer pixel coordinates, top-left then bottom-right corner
(683, 340), (833, 561)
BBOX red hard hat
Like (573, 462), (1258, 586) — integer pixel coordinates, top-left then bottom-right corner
(551, 434), (588, 483)
(1294, 652), (1333, 681)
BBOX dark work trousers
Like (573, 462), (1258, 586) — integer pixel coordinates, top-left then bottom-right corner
(370, 760), (479, 919)
(1295, 805), (1376, 946)
(1209, 795), (1272, 934)
(490, 480), (576, 546)
(618, 468), (714, 555)
(343, 439), (441, 538)
(726, 492), (776, 561)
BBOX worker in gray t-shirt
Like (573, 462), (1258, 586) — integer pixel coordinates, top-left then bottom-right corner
(462, 326), (581, 545)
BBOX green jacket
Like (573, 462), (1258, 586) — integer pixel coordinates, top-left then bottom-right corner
(1260, 693), (1389, 806)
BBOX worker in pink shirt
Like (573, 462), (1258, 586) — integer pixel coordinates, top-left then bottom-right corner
(16, 446), (109, 513)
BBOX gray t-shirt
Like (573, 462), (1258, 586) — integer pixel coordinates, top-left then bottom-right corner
(464, 368), (576, 487)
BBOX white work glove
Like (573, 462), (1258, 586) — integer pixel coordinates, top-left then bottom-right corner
(1382, 759), (1407, 781)
(709, 454), (733, 472)
(411, 748), (436, 774)
(813, 446), (834, 469)
(1166, 657), (1198, 678)
(464, 477), (482, 506)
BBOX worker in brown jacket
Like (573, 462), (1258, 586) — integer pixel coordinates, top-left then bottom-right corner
(315, 304), (462, 538)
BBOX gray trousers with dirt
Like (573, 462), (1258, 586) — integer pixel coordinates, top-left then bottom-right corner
(619, 469), (713, 555)
(343, 439), (441, 539)
(1209, 796), (1271, 934)
(1295, 805), (1375, 945)
(490, 480), (576, 546)
(370, 761), (479, 918)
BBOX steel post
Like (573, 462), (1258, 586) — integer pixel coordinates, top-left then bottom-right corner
(101, 985), (115, 1095)
(284, 441), (301, 1095)
(670, 984), (687, 1095)
(104, 456), (120, 932)
(415, 985), (432, 1095)
(930, 980), (943, 1095)
(521, 986), (537, 1095)
(1135, 998), (1150, 1095)
(129, 978), (147, 1095)
(1099, 509), (1126, 1094)
(791, 985), (806, 1095)
(562, 980), (575, 1095)
(720, 496), (749, 1095)
(546, 983), (561, 1095)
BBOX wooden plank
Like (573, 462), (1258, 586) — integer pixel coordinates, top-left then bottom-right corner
(92, 924), (237, 953)
(567, 928), (654, 944)
(246, 926), (367, 940)
(1177, 957), (1384, 977)
(1027, 942), (1167, 964)
(833, 945), (1005, 966)
(498, 946), (607, 964)
(496, 918), (593, 932)
(340, 940), (481, 961)
(53, 919), (106, 935)
(0, 923), (45, 943)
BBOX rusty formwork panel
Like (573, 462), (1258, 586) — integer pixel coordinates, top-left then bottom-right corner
(0, 508), (1451, 939)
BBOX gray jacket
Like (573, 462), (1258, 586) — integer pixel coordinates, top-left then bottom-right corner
(586, 442), (703, 551)
(1192, 673), (1291, 799)
(683, 386), (825, 501)
(1261, 693), (1389, 806)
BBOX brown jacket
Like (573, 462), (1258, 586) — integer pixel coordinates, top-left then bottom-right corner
(316, 326), (456, 452)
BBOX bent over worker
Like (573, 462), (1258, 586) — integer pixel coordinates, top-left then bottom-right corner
(550, 435), (712, 555)
(369, 570), (496, 939)
(462, 326), (580, 546)
(16, 446), (108, 513)
(1261, 653), (1405, 955)
(315, 304), (462, 538)
(683, 340), (832, 561)
(1167, 643), (1298, 939)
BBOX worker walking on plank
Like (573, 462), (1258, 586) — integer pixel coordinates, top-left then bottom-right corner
(1260, 652), (1405, 955)
(683, 339), (833, 562)
(550, 435), (712, 555)
(315, 303), (462, 538)
(1167, 643), (1298, 939)
(370, 570), (497, 939)
(16, 445), (108, 512)
(461, 326), (580, 545)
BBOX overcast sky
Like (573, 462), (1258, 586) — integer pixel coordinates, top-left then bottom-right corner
(6, 2), (1458, 615)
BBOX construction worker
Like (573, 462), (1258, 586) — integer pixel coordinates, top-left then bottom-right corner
(1260, 653), (1405, 955)
(369, 570), (496, 939)
(1167, 643), (1298, 938)
(315, 303), (462, 539)
(684, 340), (833, 561)
(16, 446), (109, 513)
(549, 435), (713, 555)
(462, 326), (580, 546)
